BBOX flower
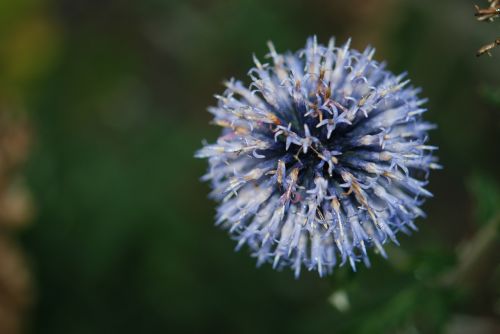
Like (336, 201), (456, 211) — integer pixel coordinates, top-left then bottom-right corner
(196, 36), (439, 277)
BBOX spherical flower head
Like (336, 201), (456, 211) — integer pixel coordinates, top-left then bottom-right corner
(196, 36), (439, 277)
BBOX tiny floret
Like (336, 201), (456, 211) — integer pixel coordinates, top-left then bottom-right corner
(196, 36), (439, 277)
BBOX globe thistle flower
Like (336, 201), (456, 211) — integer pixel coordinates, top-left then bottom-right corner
(196, 36), (439, 277)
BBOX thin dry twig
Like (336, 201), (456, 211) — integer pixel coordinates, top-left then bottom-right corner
(440, 213), (500, 289)
(477, 38), (500, 56)
(475, 0), (500, 56)
(475, 0), (500, 21)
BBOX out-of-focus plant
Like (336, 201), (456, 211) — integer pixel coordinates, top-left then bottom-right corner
(0, 0), (56, 332)
(0, 104), (34, 334)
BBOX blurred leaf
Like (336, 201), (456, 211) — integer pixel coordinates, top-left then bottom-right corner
(479, 85), (500, 107)
(467, 173), (500, 225)
(0, 5), (61, 98)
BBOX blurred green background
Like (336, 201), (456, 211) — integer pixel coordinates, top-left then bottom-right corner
(0, 0), (499, 333)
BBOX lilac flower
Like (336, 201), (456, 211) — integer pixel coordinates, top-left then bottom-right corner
(196, 37), (440, 277)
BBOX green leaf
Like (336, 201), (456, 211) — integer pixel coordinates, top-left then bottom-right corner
(467, 173), (500, 225)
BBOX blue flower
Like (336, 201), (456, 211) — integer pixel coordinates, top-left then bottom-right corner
(196, 36), (440, 277)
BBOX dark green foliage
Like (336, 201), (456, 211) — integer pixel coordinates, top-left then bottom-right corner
(0, 0), (498, 333)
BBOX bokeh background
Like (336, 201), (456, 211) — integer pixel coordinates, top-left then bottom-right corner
(0, 0), (499, 333)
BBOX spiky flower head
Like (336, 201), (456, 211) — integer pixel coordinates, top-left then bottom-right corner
(196, 36), (439, 277)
